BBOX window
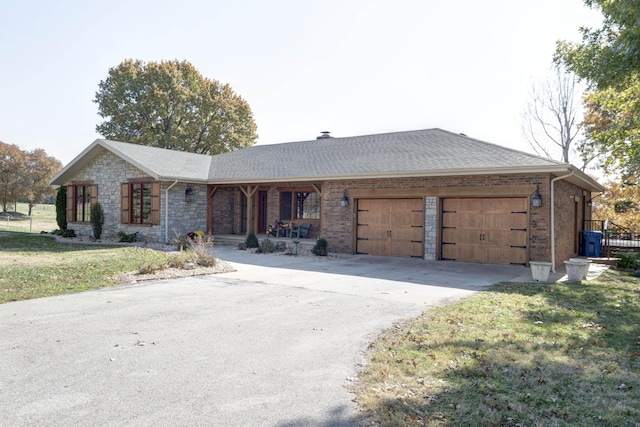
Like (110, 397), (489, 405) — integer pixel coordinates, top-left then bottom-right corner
(280, 191), (320, 220)
(121, 181), (160, 225)
(67, 183), (96, 222)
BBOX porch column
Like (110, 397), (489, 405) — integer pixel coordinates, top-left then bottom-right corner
(206, 185), (218, 235)
(239, 185), (259, 235)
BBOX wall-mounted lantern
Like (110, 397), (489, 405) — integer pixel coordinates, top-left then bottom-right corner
(531, 185), (542, 208)
(340, 190), (349, 207)
(185, 186), (195, 203)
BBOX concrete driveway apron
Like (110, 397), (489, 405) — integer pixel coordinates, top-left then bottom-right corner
(0, 248), (528, 426)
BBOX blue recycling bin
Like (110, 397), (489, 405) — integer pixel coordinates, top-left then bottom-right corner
(581, 231), (602, 257)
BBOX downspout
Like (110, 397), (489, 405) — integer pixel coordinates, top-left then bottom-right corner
(550, 171), (574, 272)
(165, 180), (179, 243)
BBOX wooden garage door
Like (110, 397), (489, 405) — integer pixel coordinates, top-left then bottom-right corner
(357, 198), (424, 258)
(442, 198), (528, 264)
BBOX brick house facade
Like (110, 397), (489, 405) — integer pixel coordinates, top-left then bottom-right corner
(51, 129), (602, 268)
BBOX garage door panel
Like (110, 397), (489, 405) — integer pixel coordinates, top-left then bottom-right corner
(358, 211), (390, 225)
(393, 226), (423, 241)
(391, 211), (424, 226)
(443, 198), (482, 213)
(442, 198), (529, 265)
(484, 214), (527, 230)
(357, 225), (388, 240)
(442, 244), (483, 262)
(357, 240), (387, 255)
(443, 212), (483, 229)
(391, 241), (423, 258)
(443, 228), (481, 245)
(485, 230), (527, 245)
(357, 198), (424, 258)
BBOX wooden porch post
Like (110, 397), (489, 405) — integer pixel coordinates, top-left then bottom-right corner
(239, 185), (259, 235)
(206, 185), (218, 235)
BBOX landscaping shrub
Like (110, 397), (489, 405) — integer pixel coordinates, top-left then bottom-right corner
(90, 202), (105, 239)
(118, 231), (138, 243)
(616, 251), (639, 270)
(186, 233), (217, 267)
(312, 238), (328, 256)
(61, 229), (76, 238)
(245, 231), (259, 248)
(260, 238), (275, 253)
(55, 186), (67, 231)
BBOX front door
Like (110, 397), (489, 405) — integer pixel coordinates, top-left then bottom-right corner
(257, 191), (268, 234)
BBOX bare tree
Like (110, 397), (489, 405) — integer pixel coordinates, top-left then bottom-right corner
(522, 66), (588, 169)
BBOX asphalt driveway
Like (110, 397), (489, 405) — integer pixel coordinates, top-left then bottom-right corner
(0, 248), (531, 426)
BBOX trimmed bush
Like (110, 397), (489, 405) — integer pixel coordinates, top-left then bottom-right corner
(55, 186), (67, 231)
(312, 238), (328, 256)
(245, 231), (259, 248)
(118, 231), (138, 243)
(260, 238), (275, 253)
(90, 202), (105, 239)
(616, 251), (639, 270)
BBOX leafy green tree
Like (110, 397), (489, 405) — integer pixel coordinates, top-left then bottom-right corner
(22, 149), (62, 215)
(0, 141), (25, 212)
(555, 0), (640, 90)
(555, 1), (640, 179)
(95, 59), (258, 155)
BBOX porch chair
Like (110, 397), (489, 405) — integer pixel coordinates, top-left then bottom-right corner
(274, 223), (290, 238)
(290, 223), (312, 239)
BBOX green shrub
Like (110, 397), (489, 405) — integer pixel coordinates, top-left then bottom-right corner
(245, 231), (259, 248)
(90, 202), (105, 239)
(616, 251), (639, 270)
(312, 238), (328, 256)
(61, 229), (76, 238)
(55, 186), (67, 231)
(118, 231), (138, 243)
(260, 238), (275, 253)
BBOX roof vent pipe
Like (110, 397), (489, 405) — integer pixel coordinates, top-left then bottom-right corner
(317, 131), (332, 139)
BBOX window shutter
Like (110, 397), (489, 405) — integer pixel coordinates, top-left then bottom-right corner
(120, 183), (129, 224)
(90, 185), (98, 205)
(66, 185), (74, 223)
(150, 182), (161, 225)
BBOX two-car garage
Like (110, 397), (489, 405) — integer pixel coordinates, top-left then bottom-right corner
(356, 197), (529, 265)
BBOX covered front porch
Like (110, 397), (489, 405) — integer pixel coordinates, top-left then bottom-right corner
(211, 233), (317, 253)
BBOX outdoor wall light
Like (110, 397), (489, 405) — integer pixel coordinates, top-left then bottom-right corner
(531, 186), (542, 208)
(185, 186), (195, 203)
(340, 190), (349, 207)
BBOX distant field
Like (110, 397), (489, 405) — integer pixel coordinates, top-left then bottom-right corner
(0, 203), (57, 233)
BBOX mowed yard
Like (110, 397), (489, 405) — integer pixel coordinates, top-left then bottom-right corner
(1, 211), (639, 426)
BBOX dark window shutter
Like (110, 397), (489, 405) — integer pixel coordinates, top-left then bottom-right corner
(120, 183), (129, 224)
(90, 185), (98, 205)
(150, 182), (161, 225)
(66, 185), (75, 222)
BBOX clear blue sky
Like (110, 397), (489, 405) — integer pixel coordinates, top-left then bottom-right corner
(0, 0), (602, 166)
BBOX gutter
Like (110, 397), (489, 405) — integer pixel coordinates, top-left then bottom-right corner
(550, 170), (575, 272)
(165, 180), (179, 243)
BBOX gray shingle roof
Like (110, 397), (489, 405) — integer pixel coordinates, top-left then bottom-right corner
(207, 128), (568, 181)
(51, 129), (603, 192)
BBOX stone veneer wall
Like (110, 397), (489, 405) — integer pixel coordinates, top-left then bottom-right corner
(424, 196), (437, 260)
(64, 150), (207, 243)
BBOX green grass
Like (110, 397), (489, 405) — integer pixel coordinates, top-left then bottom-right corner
(0, 232), (170, 303)
(356, 271), (640, 426)
(0, 202), (57, 233)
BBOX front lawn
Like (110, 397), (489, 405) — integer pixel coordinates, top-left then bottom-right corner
(356, 269), (640, 426)
(0, 232), (170, 303)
